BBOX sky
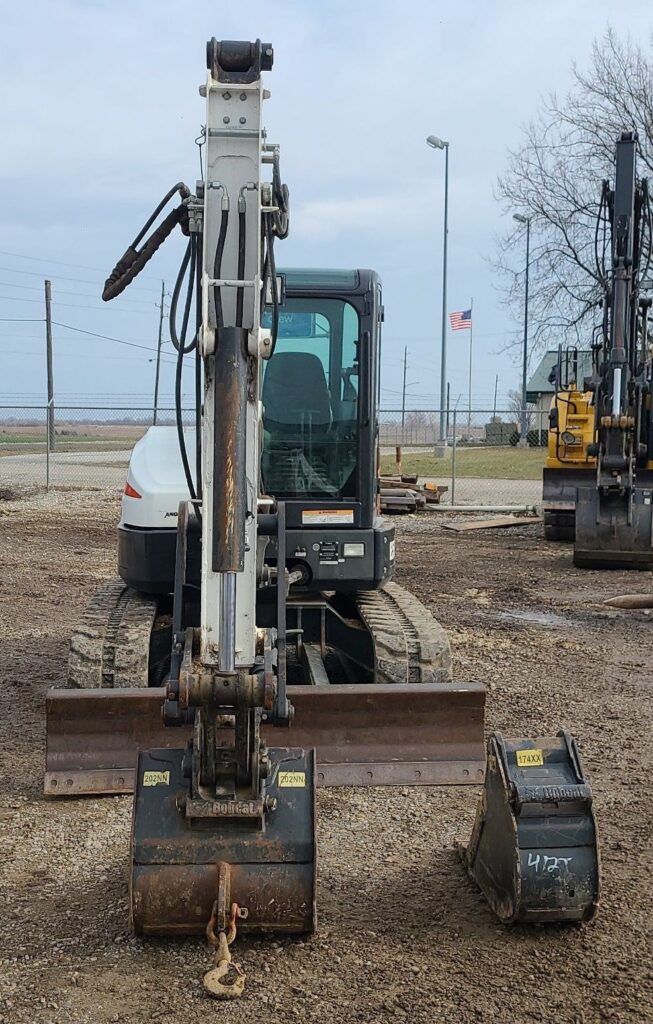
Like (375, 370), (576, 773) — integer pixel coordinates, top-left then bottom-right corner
(1, 0), (652, 414)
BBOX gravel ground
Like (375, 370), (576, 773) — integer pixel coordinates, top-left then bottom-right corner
(1, 488), (651, 1023)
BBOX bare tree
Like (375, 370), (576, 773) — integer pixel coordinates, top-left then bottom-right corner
(507, 388), (533, 428)
(496, 29), (653, 354)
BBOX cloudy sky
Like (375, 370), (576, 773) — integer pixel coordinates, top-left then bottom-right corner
(1, 0), (652, 413)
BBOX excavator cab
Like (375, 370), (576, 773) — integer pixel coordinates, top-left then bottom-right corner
(258, 269), (390, 593)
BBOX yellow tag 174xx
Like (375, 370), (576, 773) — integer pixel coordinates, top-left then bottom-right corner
(516, 749), (544, 768)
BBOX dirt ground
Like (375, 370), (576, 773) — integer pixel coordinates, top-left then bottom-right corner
(1, 489), (651, 1024)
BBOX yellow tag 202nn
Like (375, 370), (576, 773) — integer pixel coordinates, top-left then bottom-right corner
(516, 749), (544, 768)
(279, 771), (306, 788)
(143, 770), (170, 787)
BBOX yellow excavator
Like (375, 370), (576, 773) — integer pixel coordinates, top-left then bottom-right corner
(43, 36), (600, 997)
(543, 132), (653, 568)
(543, 348), (596, 541)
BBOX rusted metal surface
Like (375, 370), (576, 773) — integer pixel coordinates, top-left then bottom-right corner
(287, 683), (485, 785)
(45, 681), (486, 796)
(212, 326), (248, 573)
(204, 898), (247, 998)
(461, 732), (600, 924)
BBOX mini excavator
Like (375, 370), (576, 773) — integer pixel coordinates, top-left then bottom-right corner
(544, 132), (653, 568)
(45, 39), (600, 995)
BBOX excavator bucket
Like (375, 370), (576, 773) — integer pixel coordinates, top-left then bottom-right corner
(574, 485), (653, 569)
(460, 732), (600, 924)
(131, 745), (317, 936)
(44, 681), (486, 796)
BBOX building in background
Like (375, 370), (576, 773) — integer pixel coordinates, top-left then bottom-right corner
(526, 349), (593, 417)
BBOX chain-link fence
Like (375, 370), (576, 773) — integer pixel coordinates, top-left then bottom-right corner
(0, 405), (546, 508)
(379, 408), (547, 508)
(0, 407), (194, 492)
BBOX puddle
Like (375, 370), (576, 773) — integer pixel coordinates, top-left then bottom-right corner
(496, 608), (571, 629)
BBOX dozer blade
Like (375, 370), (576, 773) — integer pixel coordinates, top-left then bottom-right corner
(461, 732), (600, 924)
(44, 681), (486, 796)
(574, 484), (653, 569)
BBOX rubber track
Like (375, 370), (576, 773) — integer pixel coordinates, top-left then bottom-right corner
(543, 509), (576, 543)
(67, 578), (158, 689)
(355, 582), (452, 684)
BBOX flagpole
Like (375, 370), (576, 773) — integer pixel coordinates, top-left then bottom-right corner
(467, 297), (473, 432)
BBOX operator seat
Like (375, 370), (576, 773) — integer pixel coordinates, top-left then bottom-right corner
(262, 351), (332, 435)
(262, 351), (334, 495)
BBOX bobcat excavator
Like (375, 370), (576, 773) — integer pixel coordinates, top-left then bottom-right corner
(544, 132), (653, 567)
(44, 38), (600, 995)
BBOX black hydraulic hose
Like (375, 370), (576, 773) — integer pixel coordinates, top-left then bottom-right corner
(265, 214), (280, 356)
(271, 149), (290, 239)
(213, 208), (229, 328)
(594, 183), (608, 286)
(641, 185), (652, 284)
(169, 240), (197, 354)
(194, 234), (203, 503)
(103, 183), (190, 301)
(173, 235), (198, 502)
(133, 183), (189, 248)
(236, 205), (247, 327)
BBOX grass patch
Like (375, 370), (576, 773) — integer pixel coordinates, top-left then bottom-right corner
(381, 446), (546, 480)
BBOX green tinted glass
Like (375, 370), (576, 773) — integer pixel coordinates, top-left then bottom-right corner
(261, 298), (359, 498)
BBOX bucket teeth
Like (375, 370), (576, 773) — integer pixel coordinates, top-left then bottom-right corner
(460, 731), (600, 925)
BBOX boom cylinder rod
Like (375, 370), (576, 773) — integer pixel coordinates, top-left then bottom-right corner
(211, 326), (248, 574)
(218, 573), (237, 672)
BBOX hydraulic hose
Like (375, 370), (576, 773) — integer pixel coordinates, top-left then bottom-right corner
(103, 183), (190, 301)
(172, 235), (198, 502)
(236, 203), (247, 327)
(195, 235), (203, 502)
(265, 214), (280, 357)
(213, 208), (229, 328)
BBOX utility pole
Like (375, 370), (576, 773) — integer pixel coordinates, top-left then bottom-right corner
(446, 381), (450, 440)
(426, 134), (450, 447)
(513, 214), (531, 445)
(153, 280), (166, 425)
(44, 279), (55, 452)
(493, 374), (499, 418)
(467, 296), (473, 432)
(401, 345), (408, 439)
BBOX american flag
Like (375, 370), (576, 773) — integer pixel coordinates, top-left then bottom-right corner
(449, 309), (472, 331)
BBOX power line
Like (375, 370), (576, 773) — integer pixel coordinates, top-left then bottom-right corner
(0, 263), (160, 294)
(1, 347), (176, 364)
(0, 248), (162, 286)
(0, 278), (158, 307)
(51, 320), (175, 358)
(0, 293), (157, 315)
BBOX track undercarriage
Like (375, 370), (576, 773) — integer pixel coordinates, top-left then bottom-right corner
(46, 577), (486, 794)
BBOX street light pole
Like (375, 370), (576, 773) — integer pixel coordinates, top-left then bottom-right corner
(513, 213), (531, 445)
(427, 135), (450, 446)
